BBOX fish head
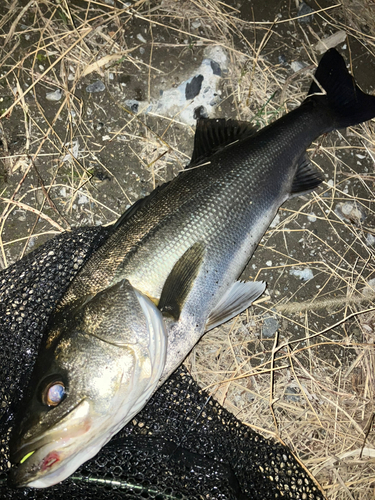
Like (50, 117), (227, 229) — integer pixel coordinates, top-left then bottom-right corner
(10, 279), (167, 488)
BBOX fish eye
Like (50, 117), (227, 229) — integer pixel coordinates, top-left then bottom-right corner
(40, 379), (66, 407)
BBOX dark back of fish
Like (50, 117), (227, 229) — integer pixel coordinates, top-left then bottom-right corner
(0, 229), (325, 499)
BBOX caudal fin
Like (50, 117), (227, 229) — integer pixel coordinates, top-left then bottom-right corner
(307, 49), (375, 129)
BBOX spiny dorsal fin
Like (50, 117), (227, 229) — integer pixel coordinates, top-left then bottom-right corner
(188, 118), (258, 168)
(158, 242), (206, 321)
(290, 155), (323, 196)
(206, 280), (266, 331)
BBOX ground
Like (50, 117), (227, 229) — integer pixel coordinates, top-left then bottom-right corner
(0, 0), (375, 498)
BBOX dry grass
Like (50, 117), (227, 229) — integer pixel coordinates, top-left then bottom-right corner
(1, 0), (375, 498)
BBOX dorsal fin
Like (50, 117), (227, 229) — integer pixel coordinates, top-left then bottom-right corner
(187, 118), (258, 168)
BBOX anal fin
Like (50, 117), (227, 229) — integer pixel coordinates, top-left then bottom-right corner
(206, 280), (266, 332)
(159, 242), (206, 321)
(291, 155), (323, 197)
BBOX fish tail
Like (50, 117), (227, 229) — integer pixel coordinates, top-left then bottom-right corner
(307, 49), (375, 130)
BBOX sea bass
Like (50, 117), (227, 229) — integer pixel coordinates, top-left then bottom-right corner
(10, 49), (375, 488)
(0, 225), (326, 500)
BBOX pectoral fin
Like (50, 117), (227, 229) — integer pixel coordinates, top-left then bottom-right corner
(159, 242), (206, 321)
(206, 280), (266, 331)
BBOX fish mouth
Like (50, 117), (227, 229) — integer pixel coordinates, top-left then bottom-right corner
(10, 438), (65, 487)
(10, 399), (92, 487)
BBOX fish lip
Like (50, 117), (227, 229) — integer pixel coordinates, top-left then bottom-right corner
(9, 441), (63, 488)
(10, 398), (92, 488)
(8, 398), (104, 488)
(10, 397), (87, 465)
(11, 443), (41, 470)
(8, 443), (58, 488)
(8, 464), (31, 488)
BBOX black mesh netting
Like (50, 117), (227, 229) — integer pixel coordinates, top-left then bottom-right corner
(0, 227), (326, 499)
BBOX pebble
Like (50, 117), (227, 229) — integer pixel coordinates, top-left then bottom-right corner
(366, 233), (375, 246)
(78, 194), (88, 205)
(284, 385), (301, 402)
(262, 317), (279, 338)
(291, 61), (307, 72)
(278, 54), (288, 66)
(334, 201), (366, 225)
(86, 80), (105, 93)
(363, 278), (375, 297)
(46, 89), (62, 101)
(290, 268), (314, 281)
(136, 33), (147, 43)
(298, 2), (314, 23)
(307, 212), (316, 222)
(270, 213), (280, 228)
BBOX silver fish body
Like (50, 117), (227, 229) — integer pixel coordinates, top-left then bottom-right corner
(57, 99), (328, 376)
(10, 49), (375, 487)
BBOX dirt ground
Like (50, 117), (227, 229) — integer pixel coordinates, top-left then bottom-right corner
(1, 0), (375, 498)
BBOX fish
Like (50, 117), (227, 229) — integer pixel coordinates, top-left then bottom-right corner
(10, 48), (375, 488)
(0, 227), (325, 500)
